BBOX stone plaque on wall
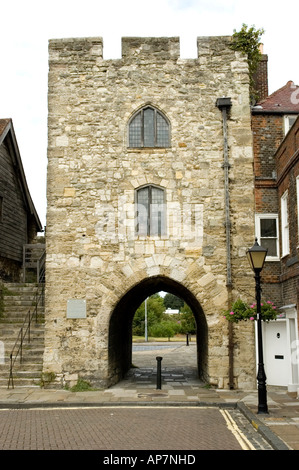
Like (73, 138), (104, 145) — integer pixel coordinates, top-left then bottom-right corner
(67, 299), (86, 319)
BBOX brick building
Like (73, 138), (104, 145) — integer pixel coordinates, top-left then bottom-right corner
(276, 115), (299, 305)
(252, 77), (299, 390)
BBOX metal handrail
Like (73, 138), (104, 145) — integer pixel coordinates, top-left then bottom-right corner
(23, 244), (46, 283)
(38, 250), (46, 283)
(7, 284), (45, 389)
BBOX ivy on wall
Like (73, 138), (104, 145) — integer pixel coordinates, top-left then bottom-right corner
(230, 23), (265, 102)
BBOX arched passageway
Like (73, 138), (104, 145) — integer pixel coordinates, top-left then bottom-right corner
(108, 276), (208, 386)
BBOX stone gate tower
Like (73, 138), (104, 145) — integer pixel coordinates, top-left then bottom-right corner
(45, 36), (256, 389)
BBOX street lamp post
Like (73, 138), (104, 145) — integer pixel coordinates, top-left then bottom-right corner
(246, 238), (269, 414)
(145, 297), (148, 342)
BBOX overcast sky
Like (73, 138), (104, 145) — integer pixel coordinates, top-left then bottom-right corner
(1, 0), (298, 228)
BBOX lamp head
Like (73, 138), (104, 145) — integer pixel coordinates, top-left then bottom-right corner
(246, 238), (268, 272)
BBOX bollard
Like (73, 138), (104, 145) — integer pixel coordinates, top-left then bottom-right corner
(186, 333), (189, 346)
(156, 356), (163, 389)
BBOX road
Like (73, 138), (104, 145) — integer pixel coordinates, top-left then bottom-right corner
(0, 405), (273, 451)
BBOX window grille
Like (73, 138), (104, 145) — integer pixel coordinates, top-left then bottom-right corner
(129, 106), (170, 148)
(136, 185), (166, 236)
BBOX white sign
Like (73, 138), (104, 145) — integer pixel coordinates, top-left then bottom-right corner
(67, 299), (86, 319)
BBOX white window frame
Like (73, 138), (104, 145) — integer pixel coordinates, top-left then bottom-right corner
(284, 115), (297, 135)
(281, 191), (289, 257)
(255, 214), (279, 261)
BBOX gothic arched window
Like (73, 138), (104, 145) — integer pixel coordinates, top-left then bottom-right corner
(136, 185), (166, 236)
(129, 106), (170, 148)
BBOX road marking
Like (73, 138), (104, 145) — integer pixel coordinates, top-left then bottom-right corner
(220, 409), (255, 450)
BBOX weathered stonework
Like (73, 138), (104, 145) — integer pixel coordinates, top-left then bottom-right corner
(45, 36), (256, 389)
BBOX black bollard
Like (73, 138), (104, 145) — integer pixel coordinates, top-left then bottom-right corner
(156, 356), (163, 389)
(186, 333), (189, 346)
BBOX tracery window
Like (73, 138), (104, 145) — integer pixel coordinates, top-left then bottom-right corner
(136, 185), (166, 236)
(129, 106), (170, 148)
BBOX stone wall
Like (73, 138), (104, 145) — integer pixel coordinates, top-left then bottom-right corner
(45, 36), (256, 389)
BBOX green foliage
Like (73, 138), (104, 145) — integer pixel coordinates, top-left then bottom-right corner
(149, 319), (181, 340)
(179, 303), (196, 334)
(132, 294), (165, 336)
(69, 379), (98, 392)
(133, 294), (196, 339)
(163, 293), (184, 310)
(223, 298), (280, 323)
(230, 23), (265, 102)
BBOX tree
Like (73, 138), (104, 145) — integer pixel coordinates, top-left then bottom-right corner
(230, 24), (265, 102)
(163, 293), (184, 311)
(133, 294), (165, 336)
(149, 319), (181, 341)
(179, 303), (196, 334)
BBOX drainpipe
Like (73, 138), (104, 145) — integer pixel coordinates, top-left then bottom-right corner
(216, 97), (234, 389)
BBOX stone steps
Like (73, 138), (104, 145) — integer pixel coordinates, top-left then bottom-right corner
(0, 283), (45, 388)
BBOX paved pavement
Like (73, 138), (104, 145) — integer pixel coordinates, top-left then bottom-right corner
(0, 342), (298, 451)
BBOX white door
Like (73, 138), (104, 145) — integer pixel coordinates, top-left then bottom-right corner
(263, 320), (289, 386)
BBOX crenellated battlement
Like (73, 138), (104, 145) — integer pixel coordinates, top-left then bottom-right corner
(48, 35), (235, 63)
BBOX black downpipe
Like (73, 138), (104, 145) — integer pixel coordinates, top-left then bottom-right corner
(216, 97), (234, 389)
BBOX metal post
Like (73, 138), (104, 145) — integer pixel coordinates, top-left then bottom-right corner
(20, 327), (23, 364)
(145, 297), (148, 342)
(156, 356), (163, 389)
(8, 354), (14, 389)
(186, 333), (189, 346)
(255, 271), (268, 414)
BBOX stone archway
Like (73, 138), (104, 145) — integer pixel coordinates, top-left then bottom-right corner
(108, 275), (208, 387)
